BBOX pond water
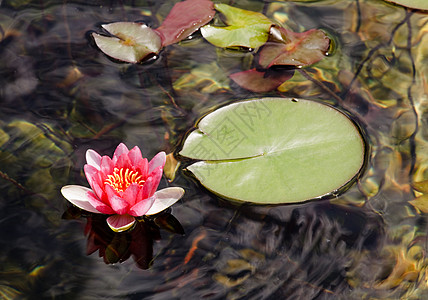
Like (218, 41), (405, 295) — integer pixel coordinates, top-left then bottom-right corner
(1, 0), (428, 299)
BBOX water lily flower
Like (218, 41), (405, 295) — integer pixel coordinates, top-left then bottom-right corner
(61, 143), (184, 232)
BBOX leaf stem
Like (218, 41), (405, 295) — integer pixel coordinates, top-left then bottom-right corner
(0, 170), (34, 195)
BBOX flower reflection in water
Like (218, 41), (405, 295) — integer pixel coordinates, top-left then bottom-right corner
(63, 207), (184, 269)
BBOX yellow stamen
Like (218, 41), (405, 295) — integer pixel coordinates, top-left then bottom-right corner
(121, 38), (135, 46)
(104, 167), (145, 192)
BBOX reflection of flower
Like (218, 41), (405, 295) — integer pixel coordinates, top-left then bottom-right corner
(85, 214), (161, 269)
(61, 143), (184, 232)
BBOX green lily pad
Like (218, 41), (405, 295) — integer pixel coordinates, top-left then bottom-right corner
(92, 22), (162, 63)
(384, 0), (428, 10)
(180, 98), (365, 204)
(200, 3), (273, 49)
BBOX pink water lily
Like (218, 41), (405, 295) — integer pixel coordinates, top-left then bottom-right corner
(61, 143), (184, 232)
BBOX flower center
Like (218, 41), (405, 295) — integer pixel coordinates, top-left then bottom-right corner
(104, 167), (145, 192)
(120, 37), (136, 47)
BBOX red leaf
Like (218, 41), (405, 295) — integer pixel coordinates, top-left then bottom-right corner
(229, 68), (294, 92)
(259, 26), (330, 68)
(156, 0), (215, 46)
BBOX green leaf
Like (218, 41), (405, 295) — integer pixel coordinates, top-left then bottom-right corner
(92, 22), (162, 63)
(200, 3), (273, 49)
(412, 180), (428, 194)
(409, 195), (428, 213)
(180, 98), (365, 204)
(384, 0), (428, 10)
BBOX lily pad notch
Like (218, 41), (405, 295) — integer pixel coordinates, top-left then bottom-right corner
(180, 98), (367, 204)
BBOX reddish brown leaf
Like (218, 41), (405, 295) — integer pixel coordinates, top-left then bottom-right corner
(229, 68), (294, 92)
(259, 26), (330, 68)
(156, 0), (215, 46)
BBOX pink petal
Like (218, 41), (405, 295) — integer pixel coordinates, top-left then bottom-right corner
(106, 215), (136, 232)
(92, 183), (107, 204)
(84, 164), (104, 198)
(86, 178), (106, 203)
(145, 187), (185, 215)
(115, 153), (132, 170)
(148, 151), (166, 174)
(100, 156), (114, 179)
(61, 185), (103, 214)
(140, 175), (154, 200)
(128, 195), (155, 217)
(122, 183), (141, 207)
(104, 183), (119, 199)
(87, 190), (116, 214)
(104, 184), (129, 214)
(109, 194), (130, 215)
(86, 149), (102, 170)
(136, 158), (149, 178)
(112, 143), (129, 164)
(148, 166), (163, 196)
(128, 146), (143, 166)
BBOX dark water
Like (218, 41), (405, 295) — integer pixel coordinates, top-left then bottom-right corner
(1, 0), (428, 299)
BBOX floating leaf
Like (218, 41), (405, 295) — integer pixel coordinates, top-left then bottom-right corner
(92, 22), (162, 63)
(409, 195), (428, 213)
(200, 3), (272, 49)
(259, 26), (330, 68)
(180, 98), (365, 204)
(164, 153), (181, 182)
(155, 0), (215, 46)
(384, 0), (428, 10)
(412, 180), (428, 194)
(229, 68), (294, 92)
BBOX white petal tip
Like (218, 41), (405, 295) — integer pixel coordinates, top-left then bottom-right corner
(86, 149), (101, 169)
(149, 151), (167, 173)
(145, 187), (185, 215)
(107, 215), (136, 232)
(61, 185), (102, 214)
